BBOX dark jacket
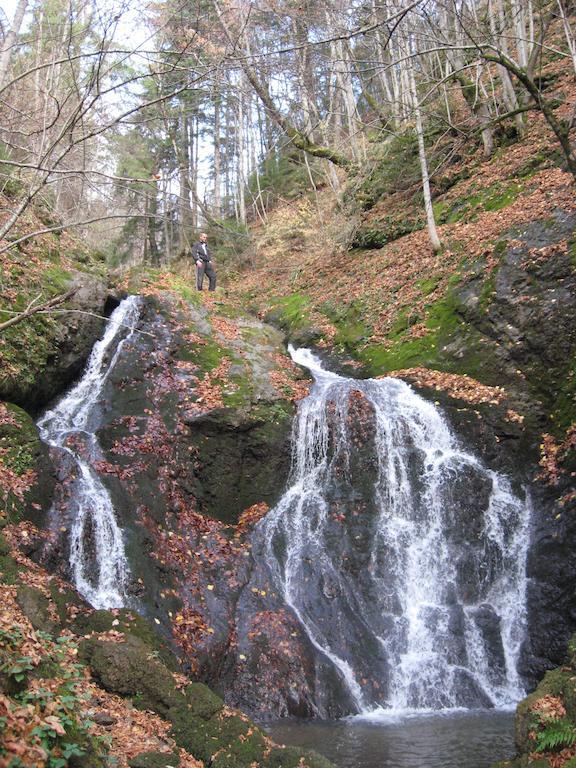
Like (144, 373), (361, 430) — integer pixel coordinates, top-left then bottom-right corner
(191, 241), (212, 263)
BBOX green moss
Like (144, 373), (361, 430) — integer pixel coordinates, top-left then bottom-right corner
(417, 276), (440, 296)
(478, 273), (497, 313)
(433, 182), (522, 226)
(179, 333), (229, 375)
(72, 609), (177, 671)
(516, 152), (548, 178)
(358, 285), (466, 374)
(43, 264), (73, 291)
(482, 182), (522, 211)
(128, 753), (181, 768)
(49, 584), (86, 625)
(549, 352), (576, 435)
(0, 552), (21, 584)
(171, 711), (266, 766)
(0, 403), (45, 521)
(350, 216), (424, 249)
(183, 682), (224, 720)
(265, 293), (313, 336)
(320, 299), (372, 347)
(345, 132), (420, 211)
(569, 238), (576, 268)
(222, 371), (255, 409)
(388, 306), (421, 338)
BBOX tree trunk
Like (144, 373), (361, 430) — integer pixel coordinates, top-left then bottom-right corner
(0, 0), (29, 89)
(213, 0), (350, 169)
(409, 62), (442, 253)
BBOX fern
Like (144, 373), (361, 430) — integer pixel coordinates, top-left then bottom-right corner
(535, 719), (576, 752)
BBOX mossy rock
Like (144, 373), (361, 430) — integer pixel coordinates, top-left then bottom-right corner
(16, 584), (57, 634)
(79, 635), (182, 716)
(170, 711), (266, 766)
(0, 403), (55, 524)
(49, 583), (88, 626)
(72, 608), (177, 671)
(32, 659), (62, 680)
(183, 682), (224, 719)
(0, 552), (21, 584)
(515, 667), (576, 751)
(265, 745), (334, 768)
(128, 752), (180, 768)
(64, 720), (108, 768)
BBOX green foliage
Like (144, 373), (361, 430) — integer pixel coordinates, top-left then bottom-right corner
(0, 627), (109, 767)
(0, 626), (34, 683)
(534, 718), (576, 752)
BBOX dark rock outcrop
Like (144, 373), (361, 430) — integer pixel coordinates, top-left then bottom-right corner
(0, 271), (116, 413)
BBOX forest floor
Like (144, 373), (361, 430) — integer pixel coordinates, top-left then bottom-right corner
(225, 59), (575, 355)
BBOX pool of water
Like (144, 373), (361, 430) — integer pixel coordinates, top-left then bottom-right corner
(265, 709), (516, 768)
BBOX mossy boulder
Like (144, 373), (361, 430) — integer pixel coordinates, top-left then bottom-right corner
(0, 271), (111, 413)
(0, 550), (21, 584)
(128, 752), (180, 768)
(79, 635), (182, 716)
(49, 582), (89, 626)
(16, 584), (57, 634)
(515, 666), (576, 753)
(78, 632), (335, 768)
(71, 608), (177, 670)
(266, 745), (335, 768)
(0, 402), (55, 525)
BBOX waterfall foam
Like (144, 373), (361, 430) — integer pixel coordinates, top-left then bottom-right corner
(259, 347), (530, 715)
(38, 296), (141, 609)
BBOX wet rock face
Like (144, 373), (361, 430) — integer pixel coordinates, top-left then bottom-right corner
(454, 209), (576, 422)
(418, 389), (576, 692)
(30, 292), (300, 711)
(182, 409), (292, 524)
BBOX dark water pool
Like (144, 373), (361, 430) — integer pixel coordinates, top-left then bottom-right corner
(265, 709), (515, 768)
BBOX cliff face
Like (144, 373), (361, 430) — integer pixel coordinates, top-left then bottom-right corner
(0, 281), (337, 767)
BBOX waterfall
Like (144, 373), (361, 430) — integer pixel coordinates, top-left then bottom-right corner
(37, 296), (141, 609)
(258, 347), (530, 715)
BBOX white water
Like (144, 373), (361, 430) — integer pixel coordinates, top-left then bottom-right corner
(37, 296), (141, 609)
(261, 347), (530, 715)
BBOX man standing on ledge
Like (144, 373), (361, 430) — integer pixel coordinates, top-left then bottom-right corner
(192, 232), (216, 291)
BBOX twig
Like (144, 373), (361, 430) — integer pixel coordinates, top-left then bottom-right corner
(0, 289), (76, 333)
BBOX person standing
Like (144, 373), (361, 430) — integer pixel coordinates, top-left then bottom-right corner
(191, 232), (216, 291)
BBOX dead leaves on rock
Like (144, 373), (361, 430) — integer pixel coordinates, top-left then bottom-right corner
(382, 367), (526, 426)
(537, 425), (576, 498)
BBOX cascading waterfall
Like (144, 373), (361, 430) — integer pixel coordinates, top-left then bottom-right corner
(37, 296), (141, 609)
(259, 347), (530, 715)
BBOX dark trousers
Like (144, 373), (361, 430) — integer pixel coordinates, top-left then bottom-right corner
(196, 260), (216, 291)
